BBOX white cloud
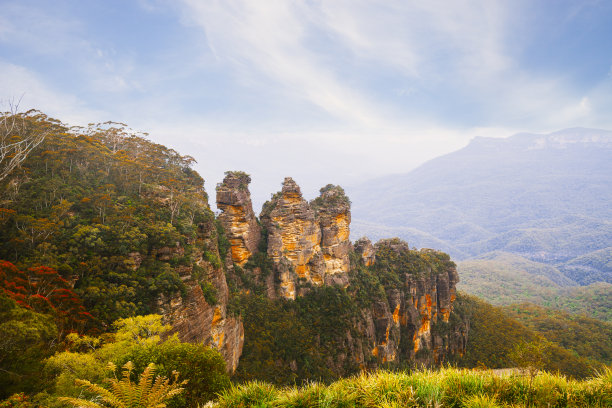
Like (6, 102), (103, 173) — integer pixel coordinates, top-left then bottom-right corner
(1, 0), (610, 204)
(179, 0), (391, 128)
(174, 0), (559, 134)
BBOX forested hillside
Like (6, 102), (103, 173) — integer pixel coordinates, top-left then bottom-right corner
(458, 252), (612, 322)
(0, 111), (219, 328)
(1, 111), (609, 408)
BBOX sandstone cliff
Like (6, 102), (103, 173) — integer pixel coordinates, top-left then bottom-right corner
(220, 175), (467, 378)
(260, 178), (325, 299)
(311, 185), (351, 288)
(285, 238), (467, 377)
(216, 171), (261, 266)
(156, 198), (244, 372)
(357, 239), (466, 367)
(260, 178), (352, 299)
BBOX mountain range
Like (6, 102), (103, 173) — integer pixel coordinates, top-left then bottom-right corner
(347, 128), (612, 303)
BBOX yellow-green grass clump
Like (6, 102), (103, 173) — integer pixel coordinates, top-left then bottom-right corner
(215, 367), (611, 407)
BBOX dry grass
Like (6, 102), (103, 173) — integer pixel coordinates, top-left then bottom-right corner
(212, 366), (611, 407)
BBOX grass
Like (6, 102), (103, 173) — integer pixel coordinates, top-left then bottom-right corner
(212, 367), (611, 408)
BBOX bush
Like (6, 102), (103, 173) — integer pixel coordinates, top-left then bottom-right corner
(115, 339), (230, 407)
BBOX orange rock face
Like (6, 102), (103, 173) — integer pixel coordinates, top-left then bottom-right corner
(357, 240), (466, 368)
(312, 185), (351, 287)
(216, 172), (261, 266)
(261, 178), (324, 299)
(261, 180), (352, 299)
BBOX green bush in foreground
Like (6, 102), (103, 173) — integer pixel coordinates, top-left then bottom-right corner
(214, 367), (612, 408)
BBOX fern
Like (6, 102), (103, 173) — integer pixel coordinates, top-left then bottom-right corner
(58, 361), (187, 408)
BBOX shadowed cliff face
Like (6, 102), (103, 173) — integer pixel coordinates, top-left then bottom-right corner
(157, 194), (244, 373)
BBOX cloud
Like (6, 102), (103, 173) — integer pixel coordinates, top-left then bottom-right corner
(0, 61), (106, 124)
(176, 0), (612, 136)
(1, 0), (610, 204)
(179, 0), (392, 128)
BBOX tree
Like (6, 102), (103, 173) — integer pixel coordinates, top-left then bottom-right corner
(0, 260), (93, 337)
(509, 337), (553, 407)
(59, 361), (186, 408)
(0, 106), (58, 185)
(0, 293), (57, 398)
(46, 315), (230, 407)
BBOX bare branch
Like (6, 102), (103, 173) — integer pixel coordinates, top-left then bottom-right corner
(0, 103), (54, 184)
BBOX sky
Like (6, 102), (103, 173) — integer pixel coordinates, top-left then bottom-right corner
(1, 0), (612, 210)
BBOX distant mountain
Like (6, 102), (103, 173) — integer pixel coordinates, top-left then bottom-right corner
(347, 128), (612, 286)
(558, 247), (612, 285)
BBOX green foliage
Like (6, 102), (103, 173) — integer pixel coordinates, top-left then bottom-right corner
(453, 293), (537, 369)
(216, 218), (230, 263)
(503, 303), (612, 365)
(0, 293), (58, 398)
(58, 361), (187, 408)
(44, 314), (230, 407)
(215, 367), (612, 407)
(204, 250), (222, 270)
(232, 293), (335, 385)
(112, 314), (172, 346)
(151, 266), (187, 299)
(0, 116), (219, 330)
(232, 285), (362, 386)
(554, 282), (612, 322)
(0, 393), (35, 408)
(345, 252), (386, 309)
(116, 340), (230, 407)
(454, 293), (598, 379)
(310, 184), (350, 211)
(199, 281), (218, 305)
(244, 250), (274, 278)
(373, 238), (456, 290)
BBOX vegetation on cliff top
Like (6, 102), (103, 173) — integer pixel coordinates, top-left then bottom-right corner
(0, 112), (219, 328)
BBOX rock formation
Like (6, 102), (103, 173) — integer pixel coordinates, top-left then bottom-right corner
(156, 197), (244, 372)
(311, 185), (351, 287)
(214, 173), (466, 373)
(260, 178), (324, 299)
(353, 239), (466, 368)
(259, 179), (354, 299)
(216, 172), (261, 266)
(354, 237), (376, 266)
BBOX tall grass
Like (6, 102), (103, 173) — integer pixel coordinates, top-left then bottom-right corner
(213, 366), (611, 408)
